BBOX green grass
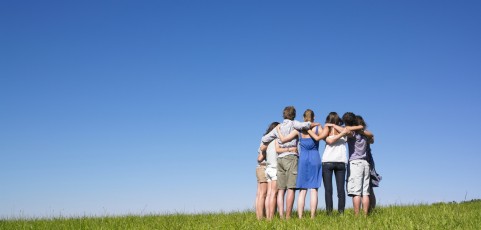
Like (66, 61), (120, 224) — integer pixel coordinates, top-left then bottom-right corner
(1, 200), (480, 229)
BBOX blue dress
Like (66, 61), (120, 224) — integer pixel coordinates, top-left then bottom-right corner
(296, 127), (322, 189)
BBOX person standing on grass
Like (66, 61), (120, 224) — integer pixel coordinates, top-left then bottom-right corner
(309, 112), (350, 215)
(342, 112), (374, 216)
(275, 109), (325, 219)
(260, 106), (319, 219)
(255, 143), (268, 220)
(265, 130), (283, 220)
(256, 121), (281, 220)
(355, 115), (380, 213)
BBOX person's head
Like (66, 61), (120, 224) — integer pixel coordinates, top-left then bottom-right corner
(303, 109), (315, 122)
(325, 112), (343, 126)
(342, 112), (357, 126)
(264, 122), (280, 135)
(356, 115), (367, 128)
(283, 106), (296, 120)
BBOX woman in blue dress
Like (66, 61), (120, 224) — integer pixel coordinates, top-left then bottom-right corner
(276, 109), (327, 218)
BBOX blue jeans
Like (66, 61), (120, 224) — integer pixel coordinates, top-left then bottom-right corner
(322, 162), (346, 213)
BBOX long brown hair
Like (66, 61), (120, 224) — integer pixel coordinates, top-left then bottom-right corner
(264, 122), (280, 135)
(325, 112), (343, 125)
(356, 115), (367, 128)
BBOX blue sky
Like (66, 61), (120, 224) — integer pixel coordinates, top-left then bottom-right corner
(1, 0), (480, 218)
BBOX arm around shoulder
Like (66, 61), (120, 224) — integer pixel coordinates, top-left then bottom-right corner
(261, 128), (277, 144)
(362, 129), (374, 140)
(307, 125), (328, 141)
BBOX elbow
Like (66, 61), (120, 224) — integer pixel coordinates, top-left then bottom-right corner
(260, 145), (267, 152)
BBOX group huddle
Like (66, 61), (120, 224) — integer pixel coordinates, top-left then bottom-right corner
(255, 106), (381, 220)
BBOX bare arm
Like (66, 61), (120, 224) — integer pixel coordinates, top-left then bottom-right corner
(361, 129), (374, 140)
(257, 150), (266, 163)
(275, 141), (298, 154)
(325, 128), (349, 144)
(328, 124), (366, 138)
(260, 143), (268, 152)
(327, 124), (345, 133)
(256, 142), (266, 163)
(345, 125), (365, 131)
(276, 126), (299, 143)
(307, 125), (329, 141)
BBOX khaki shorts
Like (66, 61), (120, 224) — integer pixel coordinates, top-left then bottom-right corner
(347, 159), (370, 196)
(277, 155), (298, 189)
(256, 165), (267, 183)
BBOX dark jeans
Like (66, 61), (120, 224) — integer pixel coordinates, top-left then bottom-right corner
(322, 162), (346, 214)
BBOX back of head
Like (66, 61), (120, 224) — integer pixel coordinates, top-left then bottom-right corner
(283, 106), (296, 120)
(342, 112), (357, 126)
(264, 122), (280, 135)
(325, 112), (343, 126)
(303, 109), (314, 122)
(355, 115), (367, 128)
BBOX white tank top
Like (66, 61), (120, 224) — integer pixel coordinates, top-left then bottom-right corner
(322, 135), (347, 163)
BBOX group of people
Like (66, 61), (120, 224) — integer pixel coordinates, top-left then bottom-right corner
(255, 106), (380, 220)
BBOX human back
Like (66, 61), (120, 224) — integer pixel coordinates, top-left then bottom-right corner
(295, 109), (322, 219)
(320, 111), (349, 215)
(322, 112), (347, 163)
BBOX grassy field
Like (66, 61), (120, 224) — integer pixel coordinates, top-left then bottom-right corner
(1, 200), (480, 229)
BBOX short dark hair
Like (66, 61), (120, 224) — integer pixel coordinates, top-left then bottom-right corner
(342, 112), (357, 126)
(283, 106), (296, 120)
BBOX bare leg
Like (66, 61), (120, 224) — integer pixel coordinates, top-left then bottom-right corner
(277, 189), (286, 219)
(310, 189), (318, 218)
(352, 195), (361, 216)
(362, 195), (370, 215)
(286, 188), (296, 219)
(265, 181), (272, 219)
(266, 181), (278, 220)
(369, 188), (376, 212)
(255, 183), (260, 219)
(270, 181), (278, 220)
(297, 189), (306, 219)
(256, 182), (267, 220)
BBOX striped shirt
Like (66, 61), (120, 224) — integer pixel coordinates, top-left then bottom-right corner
(261, 119), (311, 158)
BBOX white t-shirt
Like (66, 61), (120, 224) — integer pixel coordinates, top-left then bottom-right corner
(266, 141), (277, 169)
(322, 135), (347, 163)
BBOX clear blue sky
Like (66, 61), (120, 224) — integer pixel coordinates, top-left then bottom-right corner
(1, 0), (480, 218)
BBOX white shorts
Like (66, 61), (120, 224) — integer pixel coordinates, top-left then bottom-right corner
(347, 160), (370, 196)
(265, 167), (277, 182)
